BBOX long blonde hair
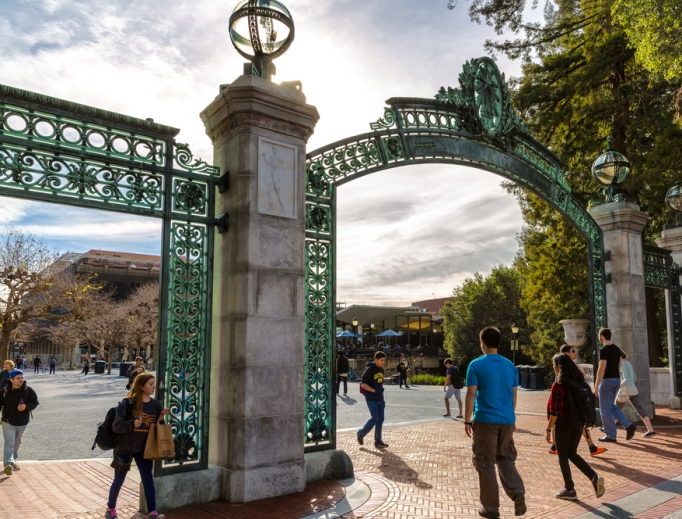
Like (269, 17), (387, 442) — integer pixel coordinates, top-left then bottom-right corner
(126, 372), (155, 416)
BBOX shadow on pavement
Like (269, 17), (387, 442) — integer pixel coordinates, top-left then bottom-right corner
(361, 447), (434, 489)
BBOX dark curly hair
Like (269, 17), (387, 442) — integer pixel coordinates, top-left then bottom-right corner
(553, 353), (585, 385)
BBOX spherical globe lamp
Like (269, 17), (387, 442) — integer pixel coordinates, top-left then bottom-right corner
(665, 182), (682, 227)
(591, 136), (631, 202)
(229, 0), (295, 80)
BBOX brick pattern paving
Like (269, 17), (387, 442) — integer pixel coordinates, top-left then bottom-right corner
(165, 480), (345, 519)
(336, 414), (682, 519)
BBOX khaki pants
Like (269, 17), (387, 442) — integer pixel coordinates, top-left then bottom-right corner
(472, 421), (525, 513)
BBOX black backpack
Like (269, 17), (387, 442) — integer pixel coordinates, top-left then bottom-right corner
(566, 379), (597, 428)
(92, 399), (133, 451)
(450, 367), (464, 389)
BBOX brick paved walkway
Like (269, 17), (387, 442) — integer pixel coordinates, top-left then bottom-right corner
(1, 394), (680, 519)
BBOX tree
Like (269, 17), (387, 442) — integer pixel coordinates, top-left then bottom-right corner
(0, 228), (101, 359)
(453, 0), (682, 364)
(122, 281), (159, 362)
(442, 265), (531, 366)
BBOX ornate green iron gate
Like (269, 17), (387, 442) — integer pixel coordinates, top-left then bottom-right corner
(0, 85), (219, 474)
(643, 244), (682, 397)
(303, 57), (608, 451)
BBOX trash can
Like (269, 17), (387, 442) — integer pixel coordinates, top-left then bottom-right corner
(119, 362), (133, 377)
(529, 366), (545, 390)
(518, 365), (531, 389)
(94, 361), (106, 374)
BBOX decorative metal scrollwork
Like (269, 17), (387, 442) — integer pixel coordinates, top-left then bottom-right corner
(174, 142), (220, 176)
(175, 181), (206, 213)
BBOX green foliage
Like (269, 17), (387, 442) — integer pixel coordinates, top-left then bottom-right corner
(441, 265), (531, 365)
(613, 0), (682, 84)
(412, 374), (447, 386)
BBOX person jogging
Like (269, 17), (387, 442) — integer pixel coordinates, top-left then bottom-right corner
(548, 345), (607, 457)
(547, 353), (605, 500)
(443, 358), (463, 418)
(0, 369), (39, 475)
(593, 328), (636, 442)
(106, 372), (169, 519)
(617, 350), (656, 438)
(464, 327), (526, 519)
(357, 351), (388, 449)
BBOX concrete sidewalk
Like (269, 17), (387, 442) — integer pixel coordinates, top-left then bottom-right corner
(1, 399), (680, 518)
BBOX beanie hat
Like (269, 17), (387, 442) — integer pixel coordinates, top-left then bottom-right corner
(8, 369), (24, 379)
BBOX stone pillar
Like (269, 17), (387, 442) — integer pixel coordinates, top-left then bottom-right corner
(589, 201), (653, 419)
(655, 227), (682, 409)
(201, 75), (319, 503)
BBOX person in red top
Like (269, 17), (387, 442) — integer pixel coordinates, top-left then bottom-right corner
(546, 353), (605, 501)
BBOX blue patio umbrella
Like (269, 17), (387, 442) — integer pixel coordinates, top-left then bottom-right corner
(336, 330), (362, 338)
(376, 329), (403, 346)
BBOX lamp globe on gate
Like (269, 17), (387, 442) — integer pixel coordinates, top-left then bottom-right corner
(591, 136), (632, 202)
(665, 182), (682, 227)
(229, 0), (295, 80)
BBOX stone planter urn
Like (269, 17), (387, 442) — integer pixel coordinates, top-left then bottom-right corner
(559, 319), (590, 364)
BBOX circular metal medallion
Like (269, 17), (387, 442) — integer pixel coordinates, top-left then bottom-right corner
(474, 58), (504, 133)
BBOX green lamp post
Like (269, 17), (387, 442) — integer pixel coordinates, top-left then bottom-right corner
(591, 136), (632, 203)
(229, 0), (295, 80)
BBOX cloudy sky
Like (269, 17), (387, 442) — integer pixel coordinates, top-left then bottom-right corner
(0, 0), (542, 305)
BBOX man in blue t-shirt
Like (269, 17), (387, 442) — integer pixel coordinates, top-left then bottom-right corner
(357, 351), (388, 449)
(464, 327), (526, 519)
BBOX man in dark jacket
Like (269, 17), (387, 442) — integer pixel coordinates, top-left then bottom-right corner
(33, 356), (42, 374)
(397, 356), (409, 388)
(126, 357), (146, 390)
(48, 356), (57, 375)
(357, 351), (388, 449)
(336, 350), (350, 397)
(0, 370), (39, 475)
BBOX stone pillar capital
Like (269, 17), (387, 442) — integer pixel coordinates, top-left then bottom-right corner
(201, 75), (320, 144)
(656, 226), (682, 253)
(588, 201), (649, 233)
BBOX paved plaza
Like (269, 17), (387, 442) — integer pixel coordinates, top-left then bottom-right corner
(1, 374), (681, 519)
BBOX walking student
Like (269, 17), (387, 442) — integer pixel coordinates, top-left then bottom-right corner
(0, 360), (14, 390)
(33, 356), (42, 374)
(48, 356), (57, 375)
(593, 328), (636, 442)
(397, 356), (409, 388)
(0, 369), (39, 475)
(443, 358), (463, 418)
(336, 350), (350, 397)
(126, 357), (146, 390)
(617, 350), (656, 437)
(548, 345), (607, 457)
(82, 358), (90, 375)
(547, 353), (605, 500)
(464, 327), (526, 519)
(357, 351), (388, 449)
(106, 372), (169, 519)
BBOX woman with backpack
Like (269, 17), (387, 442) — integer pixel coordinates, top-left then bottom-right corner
(617, 350), (656, 437)
(106, 372), (169, 519)
(546, 353), (605, 501)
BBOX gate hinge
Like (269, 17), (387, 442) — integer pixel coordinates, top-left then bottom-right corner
(218, 172), (230, 193)
(605, 273), (612, 283)
(216, 213), (229, 233)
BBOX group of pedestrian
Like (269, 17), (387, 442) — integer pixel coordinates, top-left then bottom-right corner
(30, 356), (58, 374)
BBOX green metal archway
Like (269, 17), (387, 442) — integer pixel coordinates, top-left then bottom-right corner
(303, 57), (609, 451)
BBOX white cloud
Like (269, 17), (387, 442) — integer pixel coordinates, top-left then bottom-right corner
(0, 0), (531, 302)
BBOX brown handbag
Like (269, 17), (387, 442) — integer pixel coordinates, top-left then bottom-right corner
(143, 421), (176, 460)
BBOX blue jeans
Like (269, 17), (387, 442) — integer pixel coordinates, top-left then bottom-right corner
(599, 378), (632, 439)
(107, 452), (156, 512)
(2, 421), (27, 467)
(358, 400), (385, 443)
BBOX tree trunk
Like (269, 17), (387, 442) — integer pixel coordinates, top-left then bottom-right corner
(645, 286), (664, 367)
(2, 328), (13, 361)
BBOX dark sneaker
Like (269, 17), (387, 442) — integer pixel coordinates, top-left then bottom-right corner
(375, 441), (389, 449)
(592, 475), (605, 498)
(357, 434), (364, 446)
(598, 436), (617, 443)
(3, 465), (12, 476)
(643, 431), (656, 438)
(555, 488), (577, 500)
(626, 424), (637, 441)
(105, 509), (117, 519)
(443, 413), (451, 417)
(478, 508), (501, 519)
(149, 513), (165, 519)
(513, 493), (527, 515)
(456, 415), (463, 418)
